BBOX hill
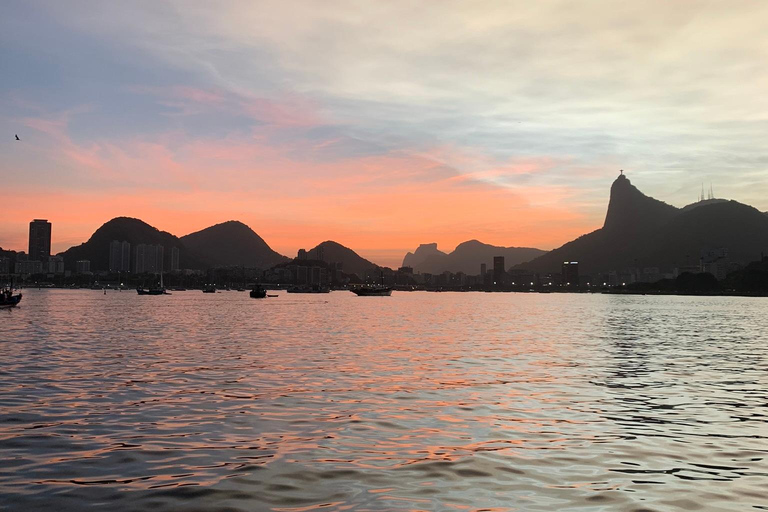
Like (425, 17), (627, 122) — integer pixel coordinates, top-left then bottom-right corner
(402, 243), (447, 269)
(58, 217), (207, 271)
(180, 221), (288, 269)
(308, 240), (380, 277)
(402, 240), (546, 275)
(519, 173), (768, 276)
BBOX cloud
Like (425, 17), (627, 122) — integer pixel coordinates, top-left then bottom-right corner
(2, 1), (768, 266)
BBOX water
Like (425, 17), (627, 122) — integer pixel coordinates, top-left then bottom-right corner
(1, 289), (767, 511)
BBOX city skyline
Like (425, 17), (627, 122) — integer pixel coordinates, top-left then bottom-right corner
(3, 2), (768, 268)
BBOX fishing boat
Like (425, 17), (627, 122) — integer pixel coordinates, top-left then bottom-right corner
(351, 271), (393, 296)
(249, 285), (267, 298)
(1, 280), (22, 308)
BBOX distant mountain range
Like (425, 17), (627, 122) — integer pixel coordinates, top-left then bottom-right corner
(52, 217), (379, 276)
(402, 240), (545, 274)
(181, 221), (288, 269)
(518, 173), (768, 275)
(13, 173), (768, 278)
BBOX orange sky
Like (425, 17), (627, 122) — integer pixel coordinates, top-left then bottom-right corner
(2, 2), (767, 267)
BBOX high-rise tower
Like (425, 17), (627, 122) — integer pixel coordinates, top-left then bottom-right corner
(28, 219), (52, 262)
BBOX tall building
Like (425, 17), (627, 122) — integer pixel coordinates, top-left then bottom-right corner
(47, 256), (65, 274)
(170, 247), (180, 271)
(493, 256), (505, 285)
(109, 240), (131, 272)
(134, 244), (164, 274)
(297, 249), (308, 260)
(480, 263), (487, 277)
(134, 244), (146, 273)
(29, 219), (52, 262)
(76, 260), (91, 274)
(562, 261), (579, 286)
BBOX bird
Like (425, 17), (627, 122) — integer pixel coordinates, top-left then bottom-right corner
(15, 134), (20, 141)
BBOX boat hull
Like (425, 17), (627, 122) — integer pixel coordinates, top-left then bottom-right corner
(351, 287), (392, 296)
(250, 288), (267, 298)
(0, 293), (22, 308)
(287, 286), (330, 293)
(136, 288), (168, 295)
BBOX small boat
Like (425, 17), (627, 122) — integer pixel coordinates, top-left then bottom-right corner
(1, 283), (22, 309)
(351, 271), (392, 296)
(136, 288), (169, 295)
(287, 284), (330, 293)
(202, 286), (216, 293)
(351, 286), (392, 296)
(137, 272), (169, 295)
(249, 285), (267, 299)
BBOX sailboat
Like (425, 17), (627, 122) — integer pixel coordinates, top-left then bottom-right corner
(136, 271), (170, 295)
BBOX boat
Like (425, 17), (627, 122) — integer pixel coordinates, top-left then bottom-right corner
(351, 285), (392, 296)
(287, 284), (330, 293)
(1, 281), (22, 308)
(202, 286), (216, 293)
(351, 271), (392, 296)
(249, 285), (267, 299)
(136, 272), (169, 295)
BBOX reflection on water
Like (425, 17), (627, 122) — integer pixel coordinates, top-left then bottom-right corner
(1, 290), (766, 511)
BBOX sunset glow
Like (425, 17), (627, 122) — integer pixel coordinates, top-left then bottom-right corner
(3, 1), (768, 266)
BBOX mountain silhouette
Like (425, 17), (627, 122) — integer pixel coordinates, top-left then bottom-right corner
(181, 221), (288, 269)
(403, 240), (545, 274)
(58, 217), (207, 271)
(520, 173), (768, 275)
(402, 243), (447, 269)
(308, 240), (380, 277)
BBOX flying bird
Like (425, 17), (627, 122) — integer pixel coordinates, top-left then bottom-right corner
(15, 134), (20, 141)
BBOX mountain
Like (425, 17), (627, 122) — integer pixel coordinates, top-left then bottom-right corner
(402, 243), (446, 270)
(402, 240), (546, 275)
(180, 221), (288, 269)
(308, 240), (380, 277)
(58, 217), (207, 271)
(519, 173), (768, 276)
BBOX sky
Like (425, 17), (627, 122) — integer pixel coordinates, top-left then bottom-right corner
(2, 1), (767, 267)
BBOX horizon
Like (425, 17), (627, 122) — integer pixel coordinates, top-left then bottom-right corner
(3, 2), (768, 268)
(0, 171), (758, 268)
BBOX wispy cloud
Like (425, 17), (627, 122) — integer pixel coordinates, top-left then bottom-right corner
(1, 1), (767, 266)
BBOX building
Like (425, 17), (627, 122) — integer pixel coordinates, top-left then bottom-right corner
(15, 252), (43, 275)
(109, 240), (131, 272)
(29, 219), (52, 262)
(170, 247), (180, 271)
(480, 263), (486, 277)
(0, 257), (9, 274)
(492, 256), (505, 285)
(134, 244), (164, 274)
(76, 260), (91, 274)
(47, 256), (65, 274)
(561, 261), (579, 287)
(313, 245), (325, 262)
(297, 249), (308, 260)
